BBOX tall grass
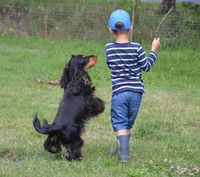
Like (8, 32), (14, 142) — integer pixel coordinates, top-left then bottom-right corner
(0, 34), (200, 177)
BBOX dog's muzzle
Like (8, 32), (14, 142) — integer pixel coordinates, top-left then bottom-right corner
(84, 56), (97, 70)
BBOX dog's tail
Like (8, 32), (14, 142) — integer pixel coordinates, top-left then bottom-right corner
(33, 114), (53, 134)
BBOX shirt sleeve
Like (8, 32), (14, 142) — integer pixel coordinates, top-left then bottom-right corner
(137, 45), (157, 72)
(105, 46), (111, 69)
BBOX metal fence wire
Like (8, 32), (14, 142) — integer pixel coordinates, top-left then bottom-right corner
(0, 2), (199, 45)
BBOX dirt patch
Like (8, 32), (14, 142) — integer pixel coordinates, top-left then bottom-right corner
(170, 165), (200, 176)
(3, 153), (19, 163)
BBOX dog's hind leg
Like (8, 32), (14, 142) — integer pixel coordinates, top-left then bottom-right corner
(65, 137), (84, 161)
(43, 135), (62, 153)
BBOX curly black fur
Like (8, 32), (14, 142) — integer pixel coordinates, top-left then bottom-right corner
(33, 55), (105, 161)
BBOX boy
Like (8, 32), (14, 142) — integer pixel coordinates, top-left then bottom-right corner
(105, 9), (160, 162)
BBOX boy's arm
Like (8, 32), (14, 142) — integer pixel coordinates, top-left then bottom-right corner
(137, 38), (160, 72)
(105, 48), (111, 69)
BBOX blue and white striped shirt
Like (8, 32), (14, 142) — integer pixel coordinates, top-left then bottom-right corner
(105, 42), (157, 95)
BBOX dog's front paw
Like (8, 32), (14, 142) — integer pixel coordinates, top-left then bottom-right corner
(94, 97), (105, 114)
(98, 100), (105, 113)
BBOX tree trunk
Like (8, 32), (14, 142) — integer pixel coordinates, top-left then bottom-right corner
(161, 0), (176, 13)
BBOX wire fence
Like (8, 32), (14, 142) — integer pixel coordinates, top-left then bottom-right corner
(0, 2), (199, 46)
(134, 6), (200, 46)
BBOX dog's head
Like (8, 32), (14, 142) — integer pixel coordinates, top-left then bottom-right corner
(43, 135), (61, 154)
(60, 55), (97, 90)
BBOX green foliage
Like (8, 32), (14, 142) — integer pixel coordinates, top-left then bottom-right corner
(182, 1), (200, 13)
(0, 34), (200, 176)
(0, 0), (199, 46)
(180, 2), (200, 33)
(116, 0), (139, 14)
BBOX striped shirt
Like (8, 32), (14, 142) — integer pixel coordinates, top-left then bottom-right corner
(105, 42), (157, 95)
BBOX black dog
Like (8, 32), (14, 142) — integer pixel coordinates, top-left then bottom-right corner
(33, 55), (105, 160)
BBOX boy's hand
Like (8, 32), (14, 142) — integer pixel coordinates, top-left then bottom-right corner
(151, 38), (160, 53)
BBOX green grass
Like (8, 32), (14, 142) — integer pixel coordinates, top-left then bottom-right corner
(0, 34), (200, 177)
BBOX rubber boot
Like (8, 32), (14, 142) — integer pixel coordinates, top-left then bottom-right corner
(117, 135), (129, 162)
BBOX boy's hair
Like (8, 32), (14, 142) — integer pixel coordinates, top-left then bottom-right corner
(112, 22), (129, 35)
(115, 22), (124, 29)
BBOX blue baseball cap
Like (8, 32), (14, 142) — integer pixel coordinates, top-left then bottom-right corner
(108, 9), (131, 31)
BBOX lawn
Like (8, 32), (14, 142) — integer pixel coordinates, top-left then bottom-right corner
(0, 34), (200, 177)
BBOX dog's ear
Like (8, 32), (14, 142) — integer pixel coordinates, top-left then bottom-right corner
(60, 63), (69, 89)
(60, 56), (80, 89)
(67, 56), (80, 78)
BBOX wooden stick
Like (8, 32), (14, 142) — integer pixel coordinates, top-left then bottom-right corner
(155, 6), (174, 37)
(130, 6), (135, 42)
(37, 79), (60, 86)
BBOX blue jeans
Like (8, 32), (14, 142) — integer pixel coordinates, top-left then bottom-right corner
(111, 91), (142, 131)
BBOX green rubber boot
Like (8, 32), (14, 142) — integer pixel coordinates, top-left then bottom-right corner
(117, 135), (129, 162)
